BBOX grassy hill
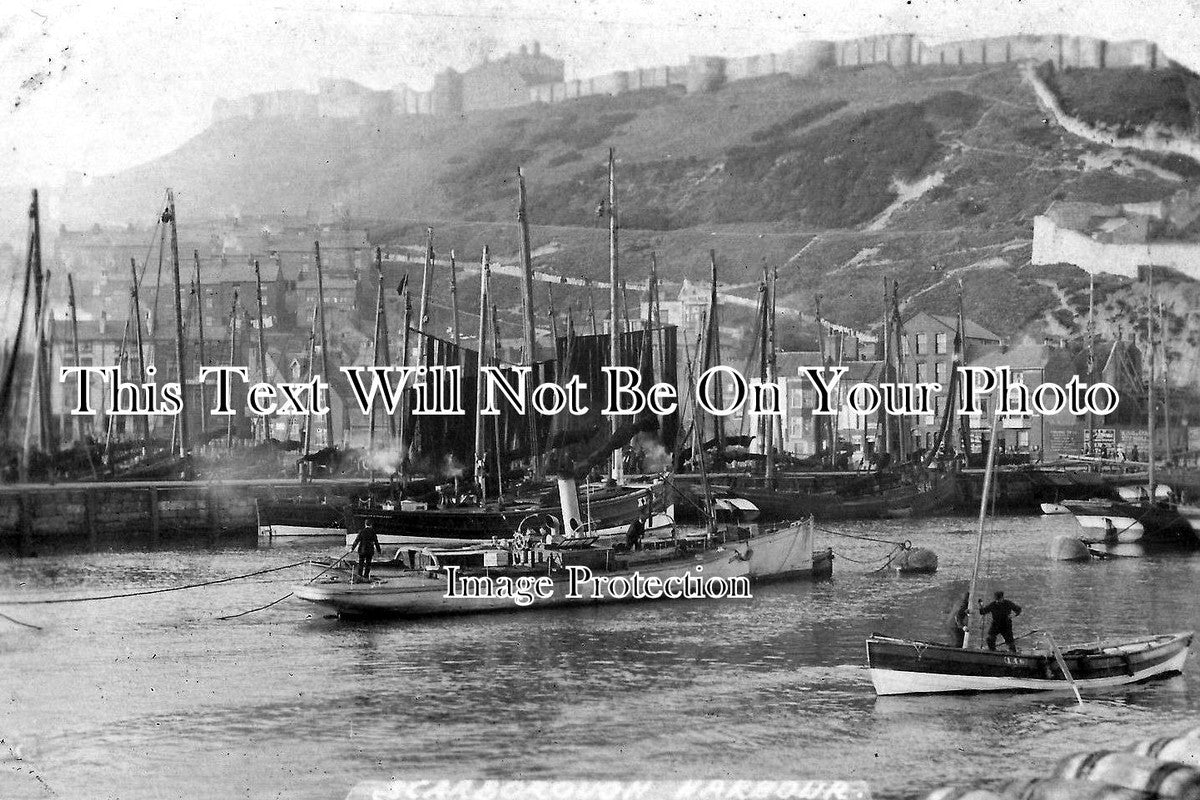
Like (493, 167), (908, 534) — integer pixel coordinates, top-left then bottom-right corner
(63, 61), (1200, 369)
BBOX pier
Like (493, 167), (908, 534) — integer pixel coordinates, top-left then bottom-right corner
(0, 477), (372, 555)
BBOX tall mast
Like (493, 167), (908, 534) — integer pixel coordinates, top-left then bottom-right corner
(67, 274), (84, 443)
(1147, 266), (1156, 498)
(378, 257), (395, 444)
(129, 257), (150, 443)
(400, 288), (413, 472)
(547, 286), (560, 349)
(418, 227), (435, 336)
(474, 247), (491, 504)
(226, 289), (239, 448)
(313, 241), (331, 447)
(253, 259), (269, 441)
(621, 280), (632, 335)
(448, 249), (461, 347)
(516, 167), (542, 481)
(881, 278), (891, 462)
(815, 294), (831, 466)
(964, 396), (1002, 649)
(29, 190), (51, 449)
(956, 285), (970, 461)
(0, 192), (38, 440)
(1160, 300), (1170, 467)
(757, 272), (771, 477)
(164, 189), (189, 456)
(193, 250), (208, 438)
(370, 248), (386, 456)
(491, 301), (506, 498)
(21, 272), (49, 478)
(607, 148), (622, 483)
(704, 250), (725, 457)
(769, 263), (782, 477)
(648, 253), (665, 445)
(302, 305), (318, 457)
(891, 280), (907, 462)
(1086, 270), (1095, 459)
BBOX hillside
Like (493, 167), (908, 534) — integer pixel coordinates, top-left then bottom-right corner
(63, 62), (1200, 374)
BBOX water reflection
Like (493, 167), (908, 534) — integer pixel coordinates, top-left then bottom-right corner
(0, 516), (1197, 800)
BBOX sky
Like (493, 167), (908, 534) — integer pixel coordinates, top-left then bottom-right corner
(3, 0), (1200, 187)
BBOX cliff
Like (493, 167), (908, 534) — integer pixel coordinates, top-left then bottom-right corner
(60, 58), (1200, 381)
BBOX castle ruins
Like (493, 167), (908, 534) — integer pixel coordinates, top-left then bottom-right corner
(210, 33), (1164, 125)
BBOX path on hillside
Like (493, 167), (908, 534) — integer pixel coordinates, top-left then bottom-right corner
(900, 246), (1029, 308)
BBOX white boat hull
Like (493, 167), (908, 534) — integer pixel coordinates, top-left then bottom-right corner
(1071, 514), (1144, 543)
(738, 522), (816, 580)
(295, 548), (751, 618)
(1040, 503), (1069, 515)
(869, 646), (1188, 696)
(259, 524), (345, 540)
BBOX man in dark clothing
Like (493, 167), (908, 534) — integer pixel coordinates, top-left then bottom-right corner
(351, 520), (382, 582)
(979, 590), (1022, 652)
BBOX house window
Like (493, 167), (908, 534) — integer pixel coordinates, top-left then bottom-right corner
(915, 363), (927, 382)
(934, 361), (947, 383)
(901, 336), (910, 357)
(935, 332), (948, 354)
(914, 333), (928, 354)
(1016, 430), (1030, 450)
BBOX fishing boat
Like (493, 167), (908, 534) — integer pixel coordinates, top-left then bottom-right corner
(866, 632), (1192, 695)
(1061, 268), (1200, 552)
(343, 482), (656, 548)
(865, 399), (1192, 696)
(256, 495), (357, 540)
(294, 475), (828, 618)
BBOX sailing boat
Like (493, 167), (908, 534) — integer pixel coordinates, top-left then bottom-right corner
(865, 400), (1192, 696)
(1062, 266), (1200, 553)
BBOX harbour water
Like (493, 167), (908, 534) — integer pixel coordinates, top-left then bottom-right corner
(2, 513), (1197, 800)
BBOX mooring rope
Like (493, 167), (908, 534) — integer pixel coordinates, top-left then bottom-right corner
(0, 560), (311, 606)
(216, 544), (358, 621)
(0, 610), (43, 630)
(812, 523), (909, 548)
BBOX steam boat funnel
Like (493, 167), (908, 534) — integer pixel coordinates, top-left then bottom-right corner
(557, 475), (584, 538)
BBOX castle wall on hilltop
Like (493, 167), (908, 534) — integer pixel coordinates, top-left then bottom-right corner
(837, 33), (1159, 70)
(210, 33), (1165, 125)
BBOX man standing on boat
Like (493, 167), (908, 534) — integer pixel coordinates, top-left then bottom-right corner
(351, 520), (382, 583)
(979, 590), (1022, 652)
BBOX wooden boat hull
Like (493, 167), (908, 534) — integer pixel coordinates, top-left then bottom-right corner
(296, 520), (830, 618)
(257, 500), (347, 539)
(294, 546), (750, 618)
(866, 632), (1192, 696)
(717, 470), (958, 522)
(349, 486), (654, 547)
(1063, 499), (1198, 548)
(739, 521), (824, 581)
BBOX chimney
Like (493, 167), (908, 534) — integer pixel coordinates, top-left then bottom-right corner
(532, 41), (541, 57)
(99, 310), (107, 335)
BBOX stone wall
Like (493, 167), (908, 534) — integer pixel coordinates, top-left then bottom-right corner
(210, 33), (1166, 124)
(842, 33), (1159, 71)
(1032, 214), (1200, 280)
